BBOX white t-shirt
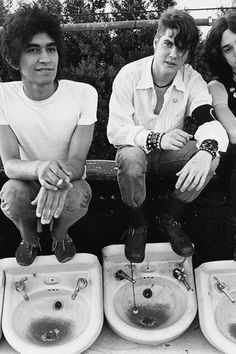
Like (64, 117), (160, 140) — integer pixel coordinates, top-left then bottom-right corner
(0, 79), (97, 161)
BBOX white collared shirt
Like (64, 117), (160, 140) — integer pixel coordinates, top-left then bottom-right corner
(107, 55), (228, 152)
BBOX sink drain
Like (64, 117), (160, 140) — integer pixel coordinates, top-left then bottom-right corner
(53, 300), (64, 310)
(143, 288), (153, 298)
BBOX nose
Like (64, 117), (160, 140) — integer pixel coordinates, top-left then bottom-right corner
(169, 45), (178, 58)
(38, 49), (51, 63)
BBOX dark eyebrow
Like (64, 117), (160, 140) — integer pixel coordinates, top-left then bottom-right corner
(221, 44), (230, 50)
(25, 41), (57, 48)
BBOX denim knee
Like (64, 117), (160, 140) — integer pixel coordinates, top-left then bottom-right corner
(0, 180), (36, 219)
(116, 146), (147, 180)
(64, 179), (92, 213)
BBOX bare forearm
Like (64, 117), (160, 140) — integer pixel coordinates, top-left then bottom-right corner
(4, 159), (41, 180)
(64, 158), (86, 181)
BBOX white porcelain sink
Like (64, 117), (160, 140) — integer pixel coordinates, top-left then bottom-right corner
(0, 265), (4, 340)
(103, 243), (197, 345)
(0, 253), (103, 354)
(195, 260), (236, 354)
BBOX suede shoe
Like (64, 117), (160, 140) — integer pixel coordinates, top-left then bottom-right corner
(15, 241), (38, 266)
(52, 235), (76, 263)
(122, 226), (147, 263)
(159, 215), (194, 257)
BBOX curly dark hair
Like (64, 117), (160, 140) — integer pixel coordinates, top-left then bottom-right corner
(205, 12), (236, 80)
(155, 9), (199, 64)
(0, 2), (65, 78)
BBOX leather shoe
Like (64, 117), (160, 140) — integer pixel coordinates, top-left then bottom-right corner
(122, 226), (147, 263)
(159, 215), (194, 257)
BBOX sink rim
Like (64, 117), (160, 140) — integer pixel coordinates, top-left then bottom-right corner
(1, 253), (104, 354)
(195, 260), (236, 354)
(103, 243), (197, 345)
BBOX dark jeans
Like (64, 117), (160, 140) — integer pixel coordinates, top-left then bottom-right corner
(0, 179), (92, 245)
(217, 144), (236, 217)
(116, 141), (220, 207)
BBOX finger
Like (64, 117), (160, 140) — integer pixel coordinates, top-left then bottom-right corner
(56, 178), (63, 187)
(175, 129), (193, 140)
(187, 175), (201, 191)
(196, 173), (208, 191)
(36, 192), (47, 218)
(41, 197), (54, 224)
(179, 174), (195, 192)
(39, 178), (58, 191)
(54, 192), (67, 218)
(175, 169), (188, 189)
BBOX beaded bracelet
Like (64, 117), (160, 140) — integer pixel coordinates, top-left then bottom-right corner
(146, 131), (165, 151)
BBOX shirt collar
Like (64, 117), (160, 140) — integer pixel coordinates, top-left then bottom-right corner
(136, 55), (186, 92)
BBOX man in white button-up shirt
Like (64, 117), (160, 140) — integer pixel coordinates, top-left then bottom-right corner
(107, 9), (229, 263)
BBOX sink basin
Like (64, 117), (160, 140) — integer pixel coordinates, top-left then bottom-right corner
(0, 253), (103, 354)
(0, 266), (4, 340)
(103, 243), (197, 345)
(195, 260), (236, 354)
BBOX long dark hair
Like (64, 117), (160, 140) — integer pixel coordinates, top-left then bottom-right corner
(205, 12), (236, 80)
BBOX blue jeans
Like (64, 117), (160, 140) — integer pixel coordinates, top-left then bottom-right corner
(116, 141), (220, 207)
(0, 179), (92, 245)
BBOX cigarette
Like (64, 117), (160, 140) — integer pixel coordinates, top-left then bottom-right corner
(56, 178), (63, 186)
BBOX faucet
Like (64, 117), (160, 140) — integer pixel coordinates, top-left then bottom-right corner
(173, 268), (190, 291)
(115, 269), (136, 284)
(214, 276), (235, 304)
(71, 278), (88, 300)
(15, 277), (29, 301)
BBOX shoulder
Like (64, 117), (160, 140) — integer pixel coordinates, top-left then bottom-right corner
(117, 56), (151, 78)
(0, 81), (22, 100)
(208, 80), (227, 95)
(182, 64), (205, 82)
(0, 81), (21, 91)
(59, 79), (97, 96)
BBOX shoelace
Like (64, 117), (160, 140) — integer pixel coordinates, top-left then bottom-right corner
(52, 236), (72, 252)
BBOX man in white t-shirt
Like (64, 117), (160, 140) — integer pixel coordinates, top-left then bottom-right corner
(107, 9), (229, 263)
(0, 4), (97, 266)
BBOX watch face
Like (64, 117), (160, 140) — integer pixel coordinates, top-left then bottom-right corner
(201, 139), (218, 152)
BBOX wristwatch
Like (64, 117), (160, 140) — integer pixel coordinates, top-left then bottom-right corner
(198, 139), (219, 159)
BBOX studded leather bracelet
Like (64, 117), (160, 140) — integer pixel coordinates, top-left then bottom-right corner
(146, 131), (165, 151)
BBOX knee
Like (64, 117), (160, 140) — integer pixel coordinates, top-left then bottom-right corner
(0, 180), (33, 218)
(65, 180), (92, 212)
(117, 147), (147, 179)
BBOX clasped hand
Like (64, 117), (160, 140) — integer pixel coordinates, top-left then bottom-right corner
(34, 160), (72, 224)
(37, 160), (72, 191)
(31, 187), (68, 225)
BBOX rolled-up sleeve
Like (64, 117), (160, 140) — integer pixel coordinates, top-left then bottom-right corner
(188, 75), (229, 152)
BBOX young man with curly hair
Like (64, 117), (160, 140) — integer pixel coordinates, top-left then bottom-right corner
(0, 4), (97, 266)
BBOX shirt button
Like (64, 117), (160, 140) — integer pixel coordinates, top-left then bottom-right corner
(173, 97), (178, 103)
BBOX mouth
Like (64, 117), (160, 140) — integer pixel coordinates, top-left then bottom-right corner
(36, 68), (54, 72)
(165, 61), (177, 67)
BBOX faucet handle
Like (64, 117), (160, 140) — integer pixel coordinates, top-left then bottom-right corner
(15, 277), (27, 289)
(77, 278), (88, 289)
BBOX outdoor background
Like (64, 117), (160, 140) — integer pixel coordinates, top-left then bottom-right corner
(0, 0), (235, 161)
